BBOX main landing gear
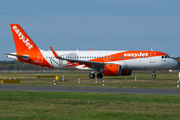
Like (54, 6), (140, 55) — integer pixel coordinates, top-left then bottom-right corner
(97, 73), (103, 78)
(89, 73), (95, 79)
(89, 73), (103, 79)
(152, 70), (156, 79)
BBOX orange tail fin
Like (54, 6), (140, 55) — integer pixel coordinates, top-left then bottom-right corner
(10, 24), (53, 68)
(10, 24), (39, 54)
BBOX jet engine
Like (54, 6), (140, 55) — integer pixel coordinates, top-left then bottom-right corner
(103, 64), (132, 76)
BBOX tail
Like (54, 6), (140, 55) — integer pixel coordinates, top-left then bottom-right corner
(8, 24), (52, 68)
(10, 24), (39, 54)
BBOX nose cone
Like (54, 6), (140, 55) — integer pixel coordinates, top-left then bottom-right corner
(170, 59), (178, 67)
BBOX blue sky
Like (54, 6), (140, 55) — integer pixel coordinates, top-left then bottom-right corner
(1, 0), (180, 60)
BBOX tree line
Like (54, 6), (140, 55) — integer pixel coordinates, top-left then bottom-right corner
(174, 57), (180, 69)
(0, 58), (180, 70)
(0, 60), (43, 70)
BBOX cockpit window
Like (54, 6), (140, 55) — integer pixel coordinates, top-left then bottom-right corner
(162, 56), (170, 58)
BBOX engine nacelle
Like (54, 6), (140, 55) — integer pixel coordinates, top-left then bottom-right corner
(103, 64), (132, 76)
(103, 64), (121, 76)
(121, 70), (132, 76)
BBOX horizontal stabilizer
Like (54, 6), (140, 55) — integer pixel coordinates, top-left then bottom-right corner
(5, 53), (30, 60)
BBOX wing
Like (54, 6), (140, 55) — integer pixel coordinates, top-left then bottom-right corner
(50, 47), (105, 70)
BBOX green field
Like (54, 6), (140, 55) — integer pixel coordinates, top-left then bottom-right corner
(0, 72), (180, 120)
(0, 91), (180, 120)
(0, 71), (179, 88)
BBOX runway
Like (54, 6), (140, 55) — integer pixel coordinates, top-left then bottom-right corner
(1, 84), (180, 95)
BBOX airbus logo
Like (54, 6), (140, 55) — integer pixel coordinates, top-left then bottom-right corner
(13, 26), (33, 50)
(124, 52), (148, 57)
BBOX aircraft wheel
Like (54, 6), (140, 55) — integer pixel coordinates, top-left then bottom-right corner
(97, 73), (103, 78)
(152, 75), (156, 79)
(89, 73), (95, 79)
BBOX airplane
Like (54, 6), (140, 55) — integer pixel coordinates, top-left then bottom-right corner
(6, 24), (178, 79)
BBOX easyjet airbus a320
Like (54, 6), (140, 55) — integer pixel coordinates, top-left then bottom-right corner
(6, 24), (177, 79)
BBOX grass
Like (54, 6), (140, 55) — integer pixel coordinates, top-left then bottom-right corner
(0, 91), (180, 120)
(0, 72), (179, 119)
(0, 72), (179, 88)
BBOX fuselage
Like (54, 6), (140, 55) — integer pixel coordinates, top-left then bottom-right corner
(38, 50), (177, 70)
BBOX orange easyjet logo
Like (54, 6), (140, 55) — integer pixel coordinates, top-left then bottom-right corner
(13, 26), (33, 50)
(124, 52), (148, 57)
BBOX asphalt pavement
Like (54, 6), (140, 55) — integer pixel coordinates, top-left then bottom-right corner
(1, 84), (180, 95)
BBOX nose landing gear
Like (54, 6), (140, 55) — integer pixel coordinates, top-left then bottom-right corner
(152, 70), (156, 79)
(152, 74), (156, 79)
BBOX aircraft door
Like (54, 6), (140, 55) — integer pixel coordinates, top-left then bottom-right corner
(103, 55), (111, 62)
(38, 53), (43, 63)
(150, 52), (156, 63)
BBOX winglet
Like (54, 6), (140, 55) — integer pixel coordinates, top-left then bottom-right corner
(50, 47), (59, 58)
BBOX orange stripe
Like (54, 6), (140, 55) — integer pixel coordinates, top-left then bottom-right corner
(89, 51), (167, 63)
